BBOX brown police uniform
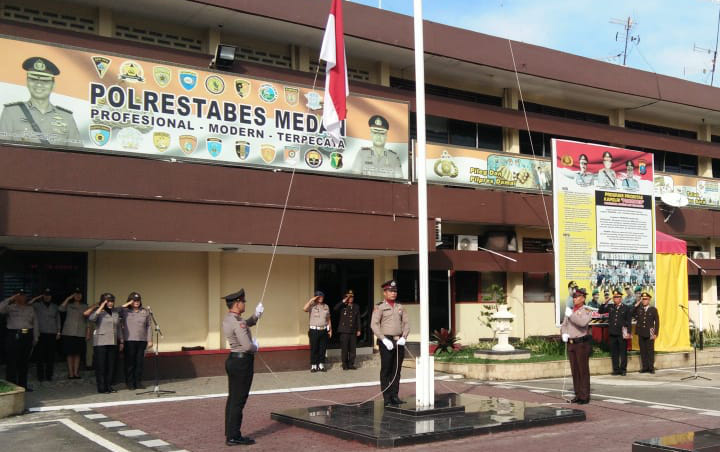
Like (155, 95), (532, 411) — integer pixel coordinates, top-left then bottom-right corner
(561, 302), (593, 402)
(222, 290), (258, 445)
(334, 294), (361, 369)
(0, 295), (39, 389)
(634, 302), (660, 373)
(371, 281), (410, 404)
(33, 298), (61, 381)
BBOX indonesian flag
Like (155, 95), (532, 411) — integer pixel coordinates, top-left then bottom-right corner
(319, 0), (348, 143)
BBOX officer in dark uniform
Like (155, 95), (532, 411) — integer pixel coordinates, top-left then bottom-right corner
(0, 290), (39, 390)
(30, 288), (61, 381)
(0, 57), (81, 146)
(351, 115), (403, 178)
(371, 280), (410, 406)
(599, 289), (632, 375)
(223, 289), (263, 446)
(333, 290), (361, 370)
(633, 292), (659, 373)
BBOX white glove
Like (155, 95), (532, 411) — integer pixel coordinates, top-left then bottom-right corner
(252, 339), (259, 350)
(564, 307), (573, 318)
(382, 338), (394, 350)
(397, 337), (406, 346)
(255, 302), (264, 318)
(562, 333), (569, 343)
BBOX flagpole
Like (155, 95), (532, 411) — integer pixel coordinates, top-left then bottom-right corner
(413, 0), (433, 407)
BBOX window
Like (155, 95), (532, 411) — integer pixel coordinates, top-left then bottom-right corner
(394, 269), (418, 303)
(626, 121), (697, 139)
(455, 271), (479, 302)
(713, 158), (720, 178)
(390, 77), (502, 107)
(524, 102), (609, 124)
(524, 273), (554, 302)
(519, 132), (606, 157)
(522, 237), (553, 253)
(688, 275), (702, 301)
(409, 113), (502, 150)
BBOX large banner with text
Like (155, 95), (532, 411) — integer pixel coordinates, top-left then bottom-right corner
(552, 139), (656, 325)
(0, 36), (409, 180)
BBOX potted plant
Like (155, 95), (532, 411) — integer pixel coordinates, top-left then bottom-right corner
(432, 328), (460, 354)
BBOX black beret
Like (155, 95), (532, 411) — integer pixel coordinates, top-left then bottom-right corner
(368, 115), (389, 131)
(381, 280), (398, 290)
(222, 289), (245, 302)
(23, 57), (60, 80)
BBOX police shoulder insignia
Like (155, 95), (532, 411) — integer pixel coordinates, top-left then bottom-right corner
(206, 137), (222, 158)
(4, 102), (22, 107)
(153, 132), (171, 152)
(91, 56), (111, 79)
(179, 70), (198, 91)
(284, 87), (300, 106)
(260, 144), (276, 164)
(234, 79), (251, 98)
(259, 83), (278, 103)
(205, 75), (225, 95)
(304, 149), (323, 168)
(55, 106), (73, 114)
(178, 134), (198, 155)
(153, 66), (172, 88)
(89, 124), (111, 147)
(304, 91), (322, 110)
(119, 61), (145, 83)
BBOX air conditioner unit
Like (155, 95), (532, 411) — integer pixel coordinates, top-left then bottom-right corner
(434, 218), (442, 246)
(456, 235), (478, 251)
(692, 251), (710, 259)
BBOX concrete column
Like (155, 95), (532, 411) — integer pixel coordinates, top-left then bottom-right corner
(502, 88), (520, 154)
(207, 252), (222, 349)
(97, 8), (113, 38)
(502, 88), (518, 110)
(609, 109), (625, 127)
(377, 61), (391, 86)
(298, 46), (310, 72)
(206, 28), (221, 56)
(698, 124), (713, 177)
(506, 272), (524, 338)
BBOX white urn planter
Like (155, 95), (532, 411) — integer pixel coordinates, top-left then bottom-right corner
(491, 305), (515, 352)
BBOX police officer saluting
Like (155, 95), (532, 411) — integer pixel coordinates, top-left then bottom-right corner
(29, 288), (60, 381)
(334, 290), (361, 370)
(0, 57), (81, 146)
(0, 290), (39, 390)
(303, 290), (331, 372)
(371, 280), (409, 406)
(599, 289), (632, 376)
(89, 293), (123, 393)
(223, 289), (263, 446)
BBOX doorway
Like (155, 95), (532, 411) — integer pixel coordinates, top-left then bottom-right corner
(314, 259), (374, 348)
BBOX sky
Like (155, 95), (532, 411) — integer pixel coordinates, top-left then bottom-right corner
(348, 0), (720, 86)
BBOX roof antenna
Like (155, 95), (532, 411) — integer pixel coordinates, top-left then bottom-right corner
(610, 16), (640, 66)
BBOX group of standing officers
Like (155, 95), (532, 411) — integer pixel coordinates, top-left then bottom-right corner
(561, 287), (660, 404)
(0, 289), (154, 394)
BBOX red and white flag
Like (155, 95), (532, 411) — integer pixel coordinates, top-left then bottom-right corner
(319, 0), (348, 143)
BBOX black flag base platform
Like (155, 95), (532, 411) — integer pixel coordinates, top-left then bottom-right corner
(633, 429), (720, 452)
(271, 393), (585, 448)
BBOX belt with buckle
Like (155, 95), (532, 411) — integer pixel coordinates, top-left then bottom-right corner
(568, 335), (591, 344)
(9, 328), (32, 334)
(309, 326), (328, 330)
(229, 351), (253, 359)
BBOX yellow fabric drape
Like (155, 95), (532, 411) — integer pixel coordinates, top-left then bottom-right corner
(654, 253), (691, 352)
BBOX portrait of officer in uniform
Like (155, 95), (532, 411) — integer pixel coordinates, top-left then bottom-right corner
(0, 57), (81, 147)
(351, 115), (403, 179)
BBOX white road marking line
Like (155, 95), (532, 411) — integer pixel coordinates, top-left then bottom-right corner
(497, 381), (720, 413)
(699, 411), (720, 416)
(84, 414), (107, 419)
(648, 405), (680, 410)
(139, 439), (170, 447)
(464, 381), (482, 385)
(117, 429), (146, 437)
(602, 399), (632, 404)
(0, 418), (131, 452)
(73, 407), (92, 412)
(530, 390), (550, 393)
(100, 421), (126, 428)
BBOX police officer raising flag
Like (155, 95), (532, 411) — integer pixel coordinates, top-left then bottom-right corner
(0, 57), (81, 147)
(223, 289), (263, 446)
(371, 279), (409, 406)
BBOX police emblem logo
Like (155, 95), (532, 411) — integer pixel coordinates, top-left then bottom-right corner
(234, 79), (251, 98)
(330, 152), (343, 169)
(284, 87), (300, 106)
(89, 124), (111, 146)
(235, 140), (250, 160)
(153, 132), (171, 152)
(560, 155), (574, 166)
(305, 91), (322, 110)
(33, 59), (47, 71)
(258, 84), (278, 103)
(284, 147), (299, 165)
(153, 66), (172, 88)
(206, 137), (222, 158)
(179, 135), (198, 155)
(91, 56), (111, 79)
(179, 70), (198, 91)
(261, 144), (276, 163)
(205, 75), (225, 95)
(119, 61), (145, 83)
(638, 159), (647, 175)
(305, 149), (323, 168)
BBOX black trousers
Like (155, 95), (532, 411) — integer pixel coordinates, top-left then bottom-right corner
(5, 330), (33, 389)
(308, 329), (328, 365)
(568, 340), (591, 401)
(609, 334), (628, 373)
(378, 337), (404, 401)
(339, 333), (357, 368)
(638, 336), (655, 371)
(124, 341), (147, 387)
(94, 345), (118, 391)
(36, 333), (57, 380)
(225, 354), (254, 439)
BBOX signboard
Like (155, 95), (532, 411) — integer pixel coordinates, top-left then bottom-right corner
(552, 139), (656, 325)
(655, 173), (720, 208)
(0, 36), (409, 180)
(423, 142), (552, 193)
